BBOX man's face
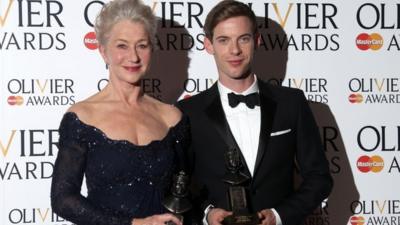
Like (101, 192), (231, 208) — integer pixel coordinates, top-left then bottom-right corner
(205, 16), (259, 84)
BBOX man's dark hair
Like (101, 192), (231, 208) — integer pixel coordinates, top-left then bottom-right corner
(204, 0), (258, 41)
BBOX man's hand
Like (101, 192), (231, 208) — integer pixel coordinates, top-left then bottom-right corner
(207, 208), (232, 225)
(258, 209), (276, 225)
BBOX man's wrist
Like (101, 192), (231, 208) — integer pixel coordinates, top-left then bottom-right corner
(271, 208), (282, 225)
(203, 204), (214, 225)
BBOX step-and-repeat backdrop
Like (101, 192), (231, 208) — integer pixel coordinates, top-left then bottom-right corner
(1, 1), (399, 225)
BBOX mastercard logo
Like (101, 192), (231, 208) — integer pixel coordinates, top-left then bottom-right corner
(350, 216), (365, 225)
(356, 33), (383, 51)
(349, 93), (363, 103)
(84, 32), (98, 50)
(7, 96), (24, 106)
(357, 155), (384, 173)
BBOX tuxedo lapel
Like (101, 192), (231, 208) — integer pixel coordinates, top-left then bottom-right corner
(204, 84), (252, 177)
(253, 82), (277, 178)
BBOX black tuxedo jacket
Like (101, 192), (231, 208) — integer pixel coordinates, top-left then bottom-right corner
(177, 79), (333, 225)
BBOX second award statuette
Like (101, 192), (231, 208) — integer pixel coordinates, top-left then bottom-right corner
(222, 148), (259, 225)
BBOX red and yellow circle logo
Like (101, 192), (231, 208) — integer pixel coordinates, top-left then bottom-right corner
(84, 32), (98, 50)
(7, 96), (24, 106)
(349, 93), (363, 104)
(356, 33), (383, 51)
(357, 155), (384, 173)
(350, 216), (365, 225)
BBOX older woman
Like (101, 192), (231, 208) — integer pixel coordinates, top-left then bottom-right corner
(50, 0), (188, 225)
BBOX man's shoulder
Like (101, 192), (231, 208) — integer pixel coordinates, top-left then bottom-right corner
(177, 86), (215, 110)
(259, 80), (304, 99)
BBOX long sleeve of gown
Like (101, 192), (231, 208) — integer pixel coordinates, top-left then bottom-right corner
(50, 114), (132, 225)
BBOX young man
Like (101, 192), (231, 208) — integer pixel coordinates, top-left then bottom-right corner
(178, 1), (333, 225)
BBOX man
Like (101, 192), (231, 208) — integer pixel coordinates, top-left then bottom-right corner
(177, 1), (333, 225)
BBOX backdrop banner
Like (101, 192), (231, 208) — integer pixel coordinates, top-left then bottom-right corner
(1, 1), (399, 225)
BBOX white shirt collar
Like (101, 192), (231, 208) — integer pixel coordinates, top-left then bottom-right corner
(218, 75), (259, 101)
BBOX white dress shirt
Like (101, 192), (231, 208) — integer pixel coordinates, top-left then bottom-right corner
(218, 79), (260, 176)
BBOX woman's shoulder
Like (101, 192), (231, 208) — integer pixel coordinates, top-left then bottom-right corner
(145, 95), (183, 127)
(59, 96), (105, 142)
(66, 93), (104, 123)
(163, 104), (183, 126)
(152, 100), (190, 144)
(59, 101), (91, 130)
(66, 102), (92, 121)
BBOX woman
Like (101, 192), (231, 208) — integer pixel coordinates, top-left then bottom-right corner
(50, 0), (188, 225)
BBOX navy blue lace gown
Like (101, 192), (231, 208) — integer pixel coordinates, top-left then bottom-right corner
(51, 112), (190, 225)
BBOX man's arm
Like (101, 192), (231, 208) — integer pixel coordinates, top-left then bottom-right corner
(274, 91), (333, 225)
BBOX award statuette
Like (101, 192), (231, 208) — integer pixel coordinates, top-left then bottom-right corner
(222, 148), (259, 225)
(163, 171), (192, 225)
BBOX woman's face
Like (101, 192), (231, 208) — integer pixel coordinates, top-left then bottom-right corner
(99, 19), (152, 85)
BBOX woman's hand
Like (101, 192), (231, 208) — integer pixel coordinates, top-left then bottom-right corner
(132, 213), (182, 225)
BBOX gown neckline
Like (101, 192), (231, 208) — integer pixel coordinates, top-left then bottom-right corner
(64, 111), (185, 148)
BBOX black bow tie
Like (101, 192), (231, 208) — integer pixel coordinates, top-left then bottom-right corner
(228, 92), (260, 109)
